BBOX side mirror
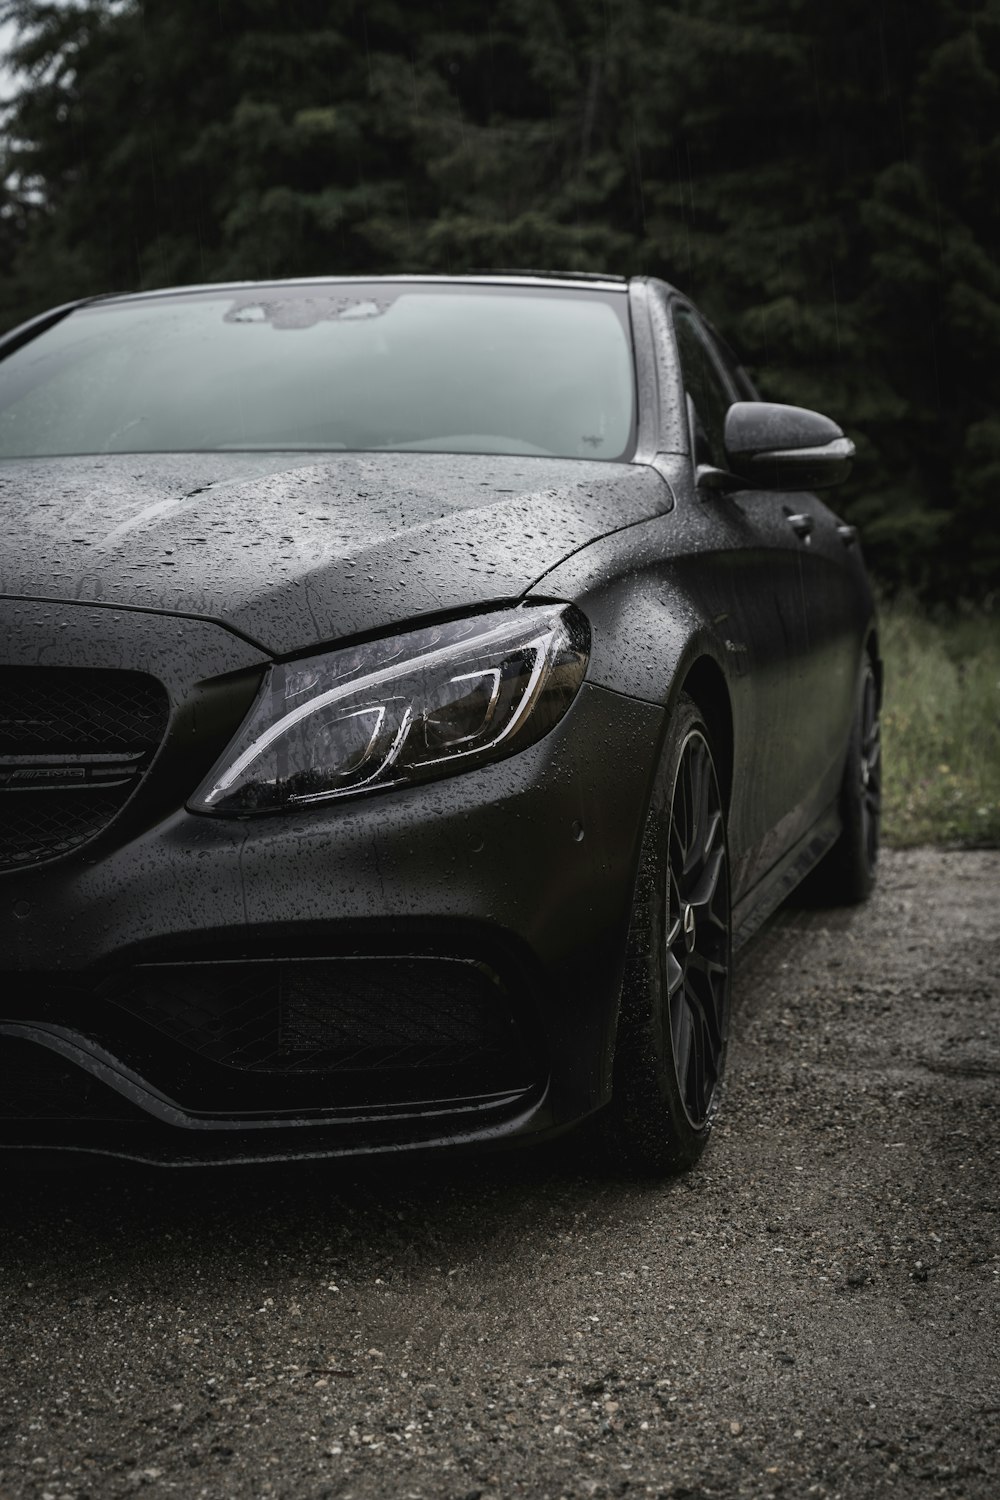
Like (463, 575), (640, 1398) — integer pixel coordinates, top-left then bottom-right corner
(723, 401), (855, 490)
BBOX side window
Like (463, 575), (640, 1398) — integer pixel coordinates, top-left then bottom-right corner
(673, 307), (736, 469)
(702, 323), (759, 402)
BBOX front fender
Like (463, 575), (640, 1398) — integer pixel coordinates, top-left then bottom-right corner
(527, 507), (734, 710)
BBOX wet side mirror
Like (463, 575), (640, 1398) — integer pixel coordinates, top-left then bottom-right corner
(723, 401), (855, 490)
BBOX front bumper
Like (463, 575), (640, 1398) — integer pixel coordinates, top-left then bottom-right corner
(1, 671), (664, 1164)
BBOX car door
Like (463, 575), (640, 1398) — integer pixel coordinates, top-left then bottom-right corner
(698, 317), (864, 841)
(668, 301), (830, 898)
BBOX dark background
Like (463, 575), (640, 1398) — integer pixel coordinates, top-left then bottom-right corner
(1, 0), (998, 600)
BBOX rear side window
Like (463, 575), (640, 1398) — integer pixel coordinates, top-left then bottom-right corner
(0, 285), (636, 462)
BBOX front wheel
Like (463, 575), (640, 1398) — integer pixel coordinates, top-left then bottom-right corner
(607, 694), (732, 1175)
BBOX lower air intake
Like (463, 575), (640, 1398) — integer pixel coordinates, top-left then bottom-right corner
(98, 956), (537, 1108)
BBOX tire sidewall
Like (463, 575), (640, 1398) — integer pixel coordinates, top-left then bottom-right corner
(612, 694), (732, 1173)
(838, 655), (881, 901)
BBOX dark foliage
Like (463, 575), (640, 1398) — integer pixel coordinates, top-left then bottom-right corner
(1, 0), (997, 596)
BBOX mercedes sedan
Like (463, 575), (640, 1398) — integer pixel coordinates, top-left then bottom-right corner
(0, 273), (881, 1171)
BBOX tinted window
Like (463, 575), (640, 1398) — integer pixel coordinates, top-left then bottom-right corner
(701, 321), (758, 401)
(673, 307), (735, 468)
(0, 285), (635, 461)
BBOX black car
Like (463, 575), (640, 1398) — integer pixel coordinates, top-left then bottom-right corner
(0, 273), (881, 1171)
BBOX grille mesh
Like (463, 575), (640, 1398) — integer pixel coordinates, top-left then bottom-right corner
(107, 959), (531, 1081)
(0, 667), (169, 869)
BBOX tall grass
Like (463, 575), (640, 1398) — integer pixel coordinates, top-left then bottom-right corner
(880, 598), (1000, 846)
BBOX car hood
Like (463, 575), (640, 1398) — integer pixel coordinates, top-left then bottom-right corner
(0, 451), (669, 655)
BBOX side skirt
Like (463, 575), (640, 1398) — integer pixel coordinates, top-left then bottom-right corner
(731, 802), (841, 952)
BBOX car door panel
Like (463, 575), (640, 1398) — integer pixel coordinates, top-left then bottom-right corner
(671, 294), (876, 875)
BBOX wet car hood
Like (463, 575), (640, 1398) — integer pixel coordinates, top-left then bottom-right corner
(0, 451), (669, 655)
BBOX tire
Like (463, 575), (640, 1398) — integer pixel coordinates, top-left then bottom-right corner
(607, 694), (732, 1175)
(808, 655), (881, 905)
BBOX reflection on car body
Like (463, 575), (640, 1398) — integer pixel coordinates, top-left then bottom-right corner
(0, 273), (881, 1171)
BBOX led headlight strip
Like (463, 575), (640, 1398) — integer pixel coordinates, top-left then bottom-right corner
(189, 603), (589, 816)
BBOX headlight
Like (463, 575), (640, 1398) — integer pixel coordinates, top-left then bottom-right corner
(189, 603), (589, 816)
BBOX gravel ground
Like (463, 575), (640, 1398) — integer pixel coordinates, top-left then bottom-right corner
(1, 847), (998, 1500)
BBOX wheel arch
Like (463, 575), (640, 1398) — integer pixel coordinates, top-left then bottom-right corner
(677, 655), (734, 818)
(599, 646), (735, 1120)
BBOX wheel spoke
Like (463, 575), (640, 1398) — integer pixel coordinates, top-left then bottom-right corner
(662, 727), (732, 1132)
(681, 754), (696, 865)
(671, 992), (694, 1090)
(687, 949), (728, 981)
(689, 840), (725, 911)
(685, 748), (712, 879)
(686, 961), (724, 1053)
(683, 983), (708, 1117)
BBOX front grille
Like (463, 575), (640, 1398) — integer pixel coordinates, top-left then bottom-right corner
(0, 667), (169, 869)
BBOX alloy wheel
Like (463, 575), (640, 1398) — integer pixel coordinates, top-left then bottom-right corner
(664, 730), (730, 1128)
(859, 664), (881, 873)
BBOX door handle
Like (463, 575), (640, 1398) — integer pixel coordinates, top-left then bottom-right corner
(786, 512), (814, 540)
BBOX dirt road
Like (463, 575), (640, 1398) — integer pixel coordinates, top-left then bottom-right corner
(1, 848), (998, 1499)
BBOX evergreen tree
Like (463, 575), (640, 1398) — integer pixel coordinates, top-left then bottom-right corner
(0, 0), (997, 594)
(636, 0), (1000, 592)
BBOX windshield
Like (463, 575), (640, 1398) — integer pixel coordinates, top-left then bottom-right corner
(0, 283), (635, 461)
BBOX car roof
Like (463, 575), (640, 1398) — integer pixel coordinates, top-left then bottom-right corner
(87, 272), (633, 308)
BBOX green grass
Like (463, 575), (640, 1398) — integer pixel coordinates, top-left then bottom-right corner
(880, 598), (1000, 847)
